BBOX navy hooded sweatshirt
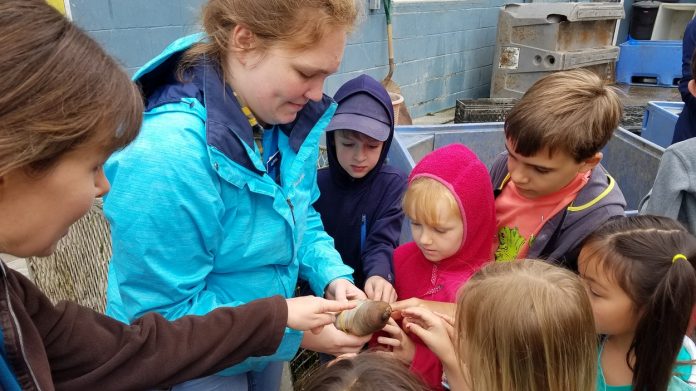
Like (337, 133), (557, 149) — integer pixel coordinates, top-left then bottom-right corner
(673, 18), (696, 144)
(314, 75), (408, 289)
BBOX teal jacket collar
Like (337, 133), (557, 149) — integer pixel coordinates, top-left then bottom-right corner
(134, 33), (334, 175)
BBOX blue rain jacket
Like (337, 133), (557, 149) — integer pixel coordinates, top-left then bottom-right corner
(103, 34), (354, 376)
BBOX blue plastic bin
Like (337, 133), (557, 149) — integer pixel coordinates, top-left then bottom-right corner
(616, 39), (682, 86)
(388, 124), (665, 241)
(642, 101), (683, 148)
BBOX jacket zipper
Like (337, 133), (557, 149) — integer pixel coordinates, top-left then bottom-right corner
(276, 189), (296, 298)
(0, 263), (42, 390)
(360, 214), (367, 252)
(286, 198), (295, 224)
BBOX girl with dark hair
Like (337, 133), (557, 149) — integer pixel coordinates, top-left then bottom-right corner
(579, 215), (696, 390)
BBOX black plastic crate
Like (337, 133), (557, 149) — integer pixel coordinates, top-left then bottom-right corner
(454, 98), (518, 123)
(621, 105), (645, 134)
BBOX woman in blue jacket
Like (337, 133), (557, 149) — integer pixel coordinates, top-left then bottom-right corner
(103, 0), (368, 389)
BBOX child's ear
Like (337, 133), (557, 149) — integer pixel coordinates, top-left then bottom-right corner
(579, 152), (602, 173)
(689, 79), (696, 97)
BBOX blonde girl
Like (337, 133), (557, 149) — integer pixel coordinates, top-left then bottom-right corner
(579, 215), (696, 390)
(403, 260), (597, 391)
(0, 1), (352, 389)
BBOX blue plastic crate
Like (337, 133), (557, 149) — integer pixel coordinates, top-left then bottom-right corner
(616, 39), (682, 86)
(642, 101), (683, 148)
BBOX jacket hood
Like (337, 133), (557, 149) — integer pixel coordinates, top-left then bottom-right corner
(133, 33), (334, 176)
(490, 152), (626, 266)
(409, 144), (497, 270)
(326, 74), (395, 188)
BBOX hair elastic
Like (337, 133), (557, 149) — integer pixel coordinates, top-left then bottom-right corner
(673, 254), (688, 264)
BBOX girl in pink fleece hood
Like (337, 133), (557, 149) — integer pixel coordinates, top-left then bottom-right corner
(380, 143), (496, 390)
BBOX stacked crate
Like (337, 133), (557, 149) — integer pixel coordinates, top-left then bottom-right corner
(491, 2), (624, 98)
(614, 3), (696, 87)
(615, 39), (681, 86)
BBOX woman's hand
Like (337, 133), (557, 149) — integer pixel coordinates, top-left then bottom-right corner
(325, 278), (367, 301)
(377, 318), (416, 365)
(300, 323), (371, 356)
(285, 296), (356, 333)
(364, 276), (397, 303)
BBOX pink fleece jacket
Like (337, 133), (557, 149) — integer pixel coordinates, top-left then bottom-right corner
(394, 143), (496, 390)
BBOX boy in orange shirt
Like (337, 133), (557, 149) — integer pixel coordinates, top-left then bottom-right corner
(491, 69), (626, 269)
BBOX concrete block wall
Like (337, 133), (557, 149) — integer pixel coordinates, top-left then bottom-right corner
(69, 0), (206, 75)
(327, 0), (503, 118)
(71, 0), (506, 118)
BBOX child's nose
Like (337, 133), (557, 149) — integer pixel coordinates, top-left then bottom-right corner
(354, 147), (367, 161)
(510, 167), (529, 185)
(419, 230), (432, 244)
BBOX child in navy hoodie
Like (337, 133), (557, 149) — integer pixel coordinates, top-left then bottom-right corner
(314, 75), (408, 303)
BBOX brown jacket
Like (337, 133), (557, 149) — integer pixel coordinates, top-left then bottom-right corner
(0, 261), (287, 391)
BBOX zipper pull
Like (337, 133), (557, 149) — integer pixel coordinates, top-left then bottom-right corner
(360, 214), (367, 252)
(287, 198), (295, 224)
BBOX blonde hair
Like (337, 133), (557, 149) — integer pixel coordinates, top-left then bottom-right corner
(0, 0), (142, 177)
(505, 69), (622, 162)
(402, 177), (460, 226)
(456, 260), (597, 391)
(181, 0), (360, 76)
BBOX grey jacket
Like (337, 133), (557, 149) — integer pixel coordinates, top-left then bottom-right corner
(491, 152), (627, 270)
(639, 138), (696, 234)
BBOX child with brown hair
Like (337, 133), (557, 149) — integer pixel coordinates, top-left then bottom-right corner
(314, 74), (408, 304)
(0, 1), (353, 389)
(296, 352), (429, 391)
(492, 69), (626, 269)
(579, 215), (696, 390)
(378, 144), (497, 390)
(403, 260), (598, 391)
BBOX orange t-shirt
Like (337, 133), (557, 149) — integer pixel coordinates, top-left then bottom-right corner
(494, 172), (589, 261)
